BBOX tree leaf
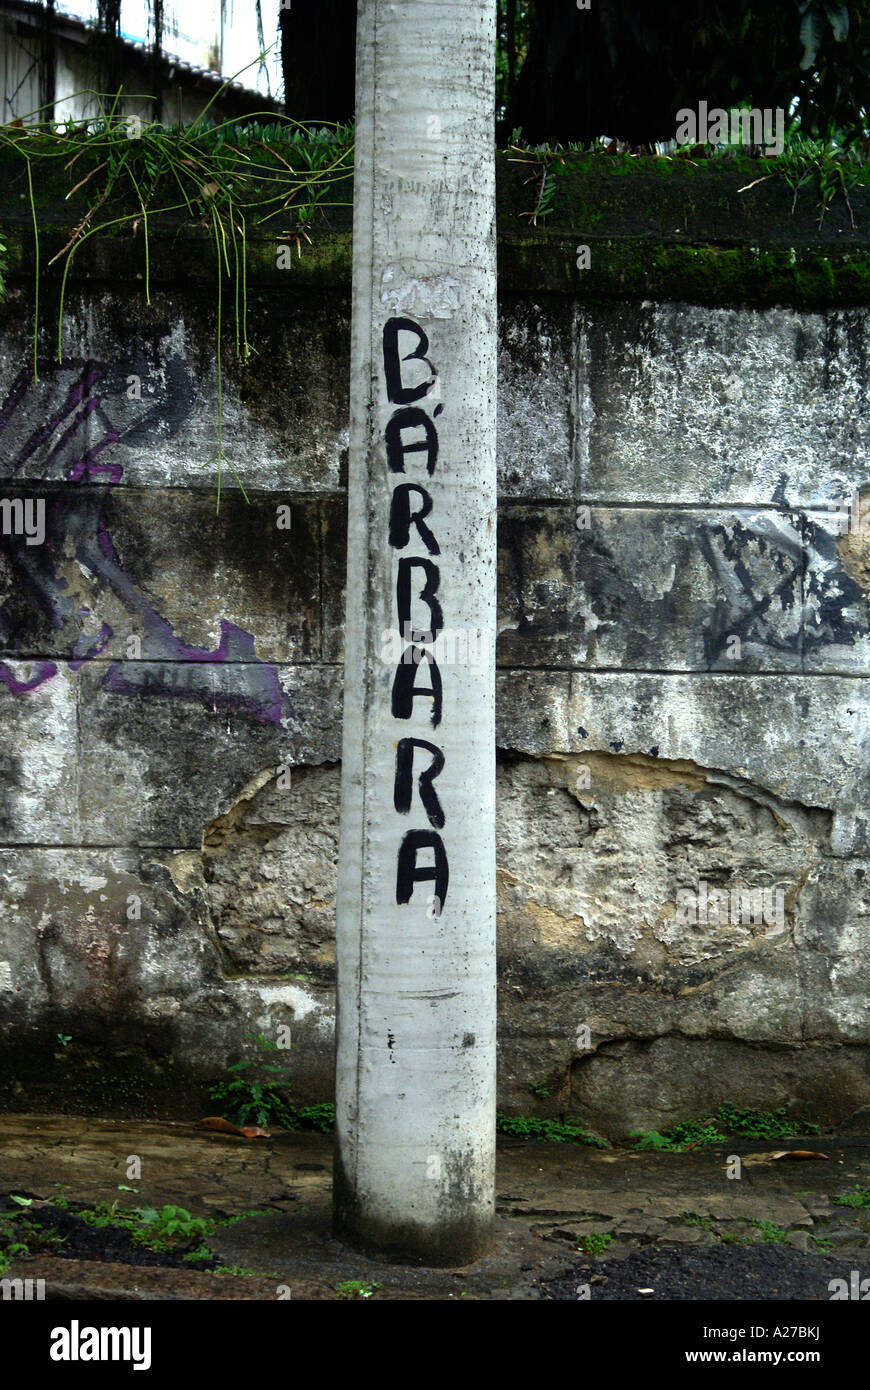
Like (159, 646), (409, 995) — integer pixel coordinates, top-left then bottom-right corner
(800, 8), (823, 69)
(825, 2), (850, 42)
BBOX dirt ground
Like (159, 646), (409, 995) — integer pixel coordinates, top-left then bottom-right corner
(1, 1115), (868, 1300)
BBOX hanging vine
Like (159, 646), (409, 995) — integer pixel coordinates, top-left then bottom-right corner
(0, 66), (353, 507)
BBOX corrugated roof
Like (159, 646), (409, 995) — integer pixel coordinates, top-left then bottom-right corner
(2, 0), (279, 103)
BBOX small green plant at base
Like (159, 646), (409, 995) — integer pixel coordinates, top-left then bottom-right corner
(219, 1209), (274, 1226)
(632, 1129), (677, 1151)
(664, 1118), (727, 1147)
(209, 1031), (294, 1129)
(182, 1242), (214, 1264)
(78, 1200), (121, 1230)
(576, 1232), (611, 1255)
(748, 1220), (789, 1245)
(0, 1209), (67, 1266)
(810, 1233), (833, 1251)
(631, 1106), (819, 1151)
(336, 1279), (381, 1300)
(288, 1103), (335, 1133)
(713, 1105), (820, 1141)
(136, 1206), (212, 1243)
(496, 1114), (606, 1147)
(680, 1212), (749, 1245)
(680, 1211), (716, 1234)
(832, 1186), (870, 1209)
(78, 1200), (214, 1252)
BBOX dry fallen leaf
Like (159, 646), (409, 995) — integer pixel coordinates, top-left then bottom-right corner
(197, 1115), (244, 1134)
(196, 1116), (271, 1139)
(771, 1149), (830, 1161)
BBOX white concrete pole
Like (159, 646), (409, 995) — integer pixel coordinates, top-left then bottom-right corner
(334, 0), (498, 1264)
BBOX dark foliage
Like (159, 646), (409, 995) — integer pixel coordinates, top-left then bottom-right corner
(280, 0), (356, 126)
(78, 1), (867, 144)
(507, 1), (869, 145)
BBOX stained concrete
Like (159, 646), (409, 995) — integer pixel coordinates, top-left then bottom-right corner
(1, 1115), (868, 1300)
(0, 224), (868, 1132)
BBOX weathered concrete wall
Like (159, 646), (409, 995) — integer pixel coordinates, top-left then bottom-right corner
(0, 167), (868, 1137)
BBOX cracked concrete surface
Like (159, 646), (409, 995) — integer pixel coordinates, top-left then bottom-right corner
(1, 1116), (868, 1300)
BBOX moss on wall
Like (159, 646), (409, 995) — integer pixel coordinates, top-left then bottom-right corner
(0, 152), (868, 309)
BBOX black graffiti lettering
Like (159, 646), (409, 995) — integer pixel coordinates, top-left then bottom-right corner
(391, 649), (442, 727)
(382, 314), (450, 908)
(383, 317), (439, 404)
(397, 556), (443, 643)
(396, 829), (449, 907)
(394, 738), (445, 829)
(389, 483), (440, 555)
(385, 407), (439, 476)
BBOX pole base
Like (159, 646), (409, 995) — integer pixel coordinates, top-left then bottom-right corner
(333, 1157), (495, 1267)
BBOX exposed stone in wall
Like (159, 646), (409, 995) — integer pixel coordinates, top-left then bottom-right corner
(492, 752), (868, 1128)
(199, 764), (339, 978)
(21, 742), (844, 1137)
(837, 487), (870, 592)
(570, 1038), (870, 1137)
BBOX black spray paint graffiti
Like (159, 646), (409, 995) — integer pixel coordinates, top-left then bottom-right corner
(383, 317), (450, 910)
(0, 358), (291, 724)
(554, 510), (867, 670)
(699, 515), (868, 668)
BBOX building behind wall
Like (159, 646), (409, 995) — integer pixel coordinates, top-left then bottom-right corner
(0, 0), (279, 126)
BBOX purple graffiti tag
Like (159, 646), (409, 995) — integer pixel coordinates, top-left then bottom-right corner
(70, 619), (113, 669)
(0, 660), (57, 694)
(0, 359), (293, 725)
